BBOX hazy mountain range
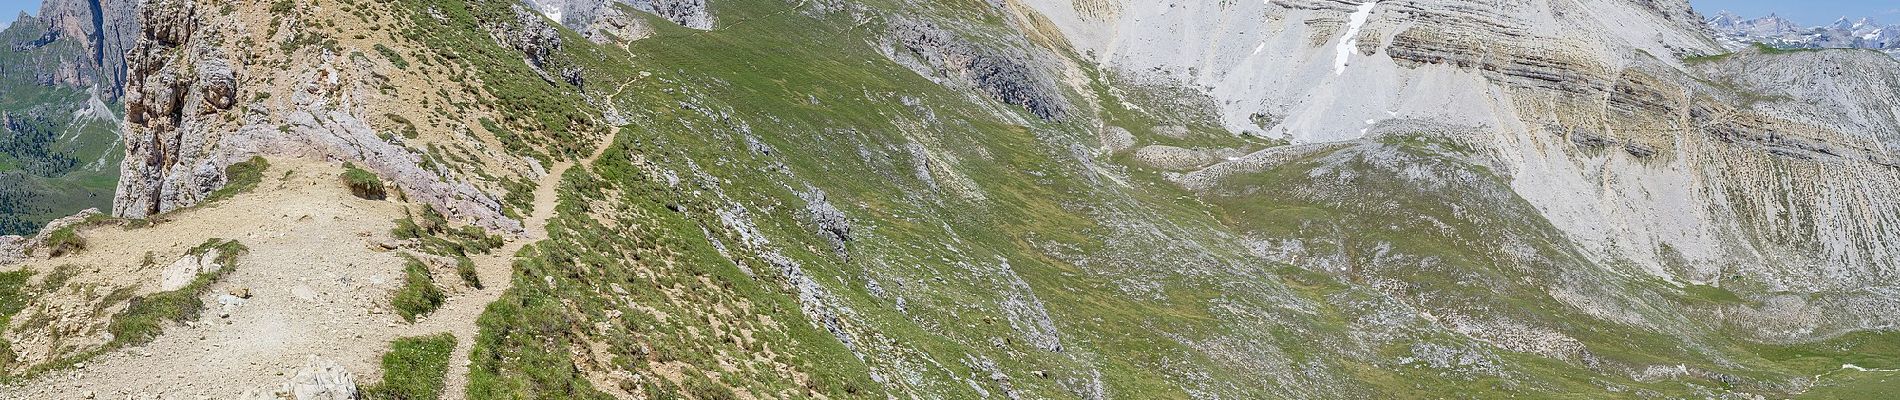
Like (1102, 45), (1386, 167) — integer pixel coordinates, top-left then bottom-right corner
(1707, 11), (1900, 54)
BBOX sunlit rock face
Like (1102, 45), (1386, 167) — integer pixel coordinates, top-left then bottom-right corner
(1016, 0), (1900, 299)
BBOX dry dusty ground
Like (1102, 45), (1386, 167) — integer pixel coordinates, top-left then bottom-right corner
(0, 150), (589, 399)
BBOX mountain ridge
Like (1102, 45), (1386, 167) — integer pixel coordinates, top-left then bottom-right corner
(1706, 9), (1900, 55)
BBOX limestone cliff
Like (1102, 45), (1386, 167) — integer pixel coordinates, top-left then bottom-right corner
(1014, 0), (1900, 307)
(112, 0), (541, 233)
(113, 0), (231, 218)
(525, 0), (712, 34)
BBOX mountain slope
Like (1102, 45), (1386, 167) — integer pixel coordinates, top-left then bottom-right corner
(0, 0), (136, 235)
(1, 0), (1898, 398)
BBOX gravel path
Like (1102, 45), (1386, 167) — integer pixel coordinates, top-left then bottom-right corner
(1, 139), (610, 399)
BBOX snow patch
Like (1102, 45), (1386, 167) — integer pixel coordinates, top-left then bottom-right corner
(1842, 364), (1900, 372)
(1333, 1), (1379, 75)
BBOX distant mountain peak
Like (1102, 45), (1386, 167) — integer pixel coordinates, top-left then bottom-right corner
(1705, 11), (1900, 54)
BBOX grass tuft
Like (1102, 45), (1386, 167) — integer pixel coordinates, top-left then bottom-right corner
(0, 269), (31, 371)
(392, 254), (446, 323)
(343, 162), (389, 200)
(373, 44), (411, 70)
(39, 226), (84, 257)
(205, 156), (271, 203)
(361, 333), (456, 400)
(455, 255), (482, 289)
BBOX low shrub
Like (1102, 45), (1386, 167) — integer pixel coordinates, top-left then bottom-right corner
(373, 44), (411, 70)
(455, 255), (482, 289)
(40, 226), (84, 257)
(205, 156), (271, 203)
(391, 254), (445, 322)
(343, 162), (388, 200)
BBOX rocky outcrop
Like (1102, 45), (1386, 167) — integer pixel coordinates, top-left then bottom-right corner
(526, 0), (712, 32)
(1132, 145), (1216, 171)
(626, 0), (713, 29)
(888, 18), (1068, 121)
(492, 5), (566, 73)
(0, 208), (100, 266)
(488, 4), (596, 89)
(159, 246), (226, 290)
(108, 0), (524, 232)
(113, 0), (231, 218)
(1016, 0), (1716, 140)
(564, 2), (655, 44)
(0, 235), (23, 265)
(800, 189), (852, 258)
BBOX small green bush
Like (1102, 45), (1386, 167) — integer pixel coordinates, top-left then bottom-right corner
(455, 255), (482, 289)
(391, 216), (423, 240)
(342, 162), (388, 200)
(373, 44), (411, 70)
(418, 205), (448, 234)
(391, 254), (445, 323)
(360, 333), (456, 400)
(40, 227), (84, 257)
(206, 157), (271, 203)
(384, 113), (420, 139)
(684, 374), (738, 400)
(451, 225), (504, 253)
(500, 177), (535, 219)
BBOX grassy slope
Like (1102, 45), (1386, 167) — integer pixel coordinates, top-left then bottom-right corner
(362, 333), (458, 399)
(371, 0), (1900, 398)
(1201, 136), (1900, 397)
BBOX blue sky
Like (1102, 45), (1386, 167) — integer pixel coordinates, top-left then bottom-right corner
(0, 0), (32, 17)
(0, 0), (37, 30)
(1691, 0), (1900, 26)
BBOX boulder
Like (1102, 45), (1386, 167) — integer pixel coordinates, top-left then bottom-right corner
(159, 248), (222, 291)
(1100, 126), (1136, 152)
